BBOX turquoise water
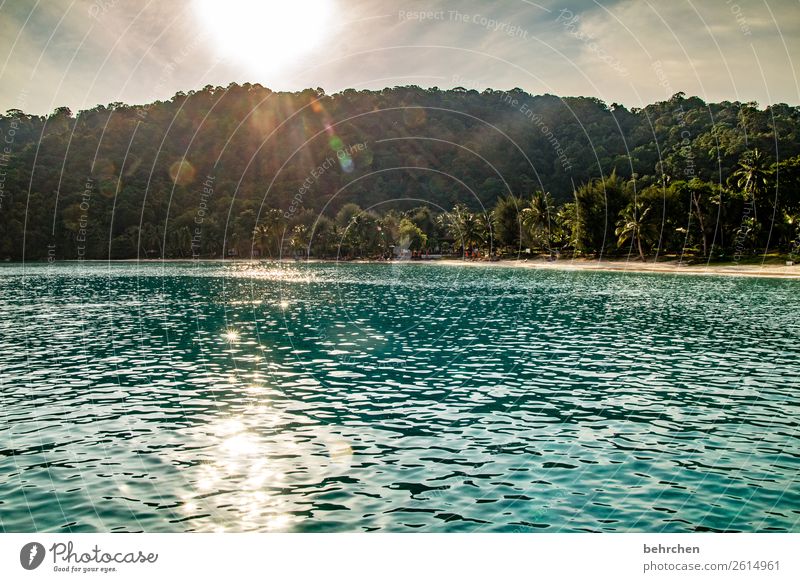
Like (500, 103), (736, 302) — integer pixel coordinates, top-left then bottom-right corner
(0, 261), (798, 533)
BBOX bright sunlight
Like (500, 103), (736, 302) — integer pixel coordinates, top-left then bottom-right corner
(194, 0), (334, 76)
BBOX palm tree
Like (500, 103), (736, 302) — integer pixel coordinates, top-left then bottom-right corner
(443, 204), (487, 256)
(252, 224), (271, 258)
(253, 209), (286, 258)
(289, 224), (309, 258)
(521, 191), (555, 253)
(168, 226), (192, 258)
(556, 202), (578, 250)
(674, 180), (713, 257)
(615, 202), (655, 261)
(732, 149), (771, 221)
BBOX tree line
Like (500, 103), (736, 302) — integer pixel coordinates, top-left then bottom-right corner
(230, 151), (800, 262)
(0, 84), (798, 260)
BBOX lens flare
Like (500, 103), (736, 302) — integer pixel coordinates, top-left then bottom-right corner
(169, 160), (196, 185)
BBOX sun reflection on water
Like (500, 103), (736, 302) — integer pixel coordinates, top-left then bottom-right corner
(222, 329), (240, 343)
(224, 263), (315, 284)
(175, 402), (354, 532)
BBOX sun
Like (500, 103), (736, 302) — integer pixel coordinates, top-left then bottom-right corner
(194, 0), (334, 76)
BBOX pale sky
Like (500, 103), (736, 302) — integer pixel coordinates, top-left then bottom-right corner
(1, 0), (798, 115)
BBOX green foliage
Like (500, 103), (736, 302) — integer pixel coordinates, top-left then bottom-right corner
(520, 191), (556, 252)
(491, 195), (524, 251)
(1, 85), (799, 260)
(574, 171), (629, 255)
(441, 204), (489, 254)
(397, 218), (427, 250)
(615, 202), (657, 260)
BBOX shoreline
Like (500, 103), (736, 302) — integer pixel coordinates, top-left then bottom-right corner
(7, 256), (800, 279)
(432, 257), (800, 279)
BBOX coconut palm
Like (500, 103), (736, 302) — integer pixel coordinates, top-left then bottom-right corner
(289, 224), (309, 258)
(442, 204), (487, 256)
(733, 149), (770, 197)
(521, 191), (555, 252)
(556, 202), (578, 250)
(732, 149), (771, 221)
(615, 202), (656, 261)
(253, 209), (286, 258)
(168, 226), (192, 257)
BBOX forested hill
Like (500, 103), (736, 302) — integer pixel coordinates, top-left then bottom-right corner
(1, 84), (799, 260)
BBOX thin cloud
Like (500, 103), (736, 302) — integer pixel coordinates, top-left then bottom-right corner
(0, 0), (797, 114)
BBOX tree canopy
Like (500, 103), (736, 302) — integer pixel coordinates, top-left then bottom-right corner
(0, 85), (798, 260)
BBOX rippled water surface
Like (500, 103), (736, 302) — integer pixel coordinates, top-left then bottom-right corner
(1, 261), (798, 532)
